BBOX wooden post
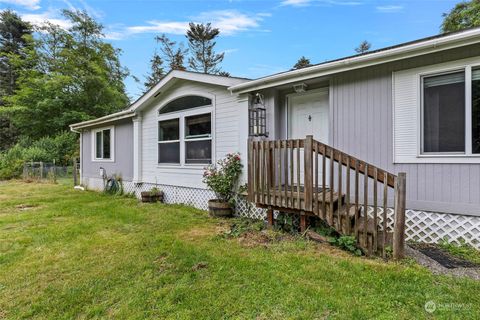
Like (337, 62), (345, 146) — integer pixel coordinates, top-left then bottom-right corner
(39, 161), (44, 180)
(304, 135), (313, 212)
(266, 207), (274, 228)
(73, 158), (78, 186)
(300, 212), (308, 233)
(393, 172), (406, 260)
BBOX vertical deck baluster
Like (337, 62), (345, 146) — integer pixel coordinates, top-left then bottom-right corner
(346, 156), (351, 235)
(288, 140), (295, 208)
(296, 139), (301, 209)
(382, 173), (388, 259)
(273, 141), (278, 206)
(354, 160), (359, 239)
(265, 141), (271, 206)
(373, 167), (378, 254)
(322, 146), (326, 220)
(277, 140), (282, 207)
(337, 153), (343, 232)
(329, 147), (334, 225)
(260, 141), (265, 204)
(363, 164), (369, 250)
(284, 140), (288, 206)
(247, 140), (253, 202)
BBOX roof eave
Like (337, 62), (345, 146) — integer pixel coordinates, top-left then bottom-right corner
(69, 110), (135, 131)
(229, 28), (480, 94)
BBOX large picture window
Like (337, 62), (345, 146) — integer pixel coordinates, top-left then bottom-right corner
(157, 95), (213, 165)
(421, 65), (480, 156)
(94, 127), (112, 160)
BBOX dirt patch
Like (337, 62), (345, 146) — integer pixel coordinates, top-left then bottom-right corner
(179, 224), (229, 242)
(237, 230), (296, 248)
(15, 204), (40, 211)
(191, 262), (208, 271)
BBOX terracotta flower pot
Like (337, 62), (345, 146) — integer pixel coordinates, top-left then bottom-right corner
(208, 199), (233, 217)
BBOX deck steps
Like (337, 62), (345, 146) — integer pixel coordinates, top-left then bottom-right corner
(248, 136), (406, 258)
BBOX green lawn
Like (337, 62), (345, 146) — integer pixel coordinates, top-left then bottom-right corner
(0, 180), (479, 319)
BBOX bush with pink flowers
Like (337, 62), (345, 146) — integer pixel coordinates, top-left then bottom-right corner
(203, 153), (243, 205)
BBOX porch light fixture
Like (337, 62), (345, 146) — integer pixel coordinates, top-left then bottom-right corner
(249, 93), (268, 137)
(293, 82), (308, 93)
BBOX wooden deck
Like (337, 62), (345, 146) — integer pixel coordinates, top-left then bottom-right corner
(248, 136), (407, 258)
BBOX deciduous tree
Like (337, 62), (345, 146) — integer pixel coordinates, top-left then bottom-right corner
(442, 0), (480, 32)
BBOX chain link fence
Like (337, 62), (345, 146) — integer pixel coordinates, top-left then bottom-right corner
(22, 161), (77, 182)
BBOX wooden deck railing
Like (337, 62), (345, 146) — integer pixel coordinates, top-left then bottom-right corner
(247, 135), (406, 259)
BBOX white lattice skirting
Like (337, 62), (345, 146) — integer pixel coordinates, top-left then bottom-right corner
(83, 177), (480, 249)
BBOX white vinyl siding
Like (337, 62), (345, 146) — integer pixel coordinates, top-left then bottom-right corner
(393, 56), (480, 164)
(141, 80), (248, 189)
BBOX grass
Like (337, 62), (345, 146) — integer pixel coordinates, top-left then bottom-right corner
(0, 180), (479, 319)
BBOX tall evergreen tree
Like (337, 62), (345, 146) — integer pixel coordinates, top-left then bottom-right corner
(144, 52), (165, 91)
(355, 40), (372, 54)
(442, 0), (480, 33)
(293, 56), (312, 69)
(0, 10), (32, 150)
(155, 34), (187, 71)
(0, 10), (32, 100)
(186, 22), (225, 74)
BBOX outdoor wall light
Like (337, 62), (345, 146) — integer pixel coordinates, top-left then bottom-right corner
(248, 93), (268, 137)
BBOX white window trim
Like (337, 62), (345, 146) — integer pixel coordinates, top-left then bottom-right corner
(91, 125), (115, 162)
(393, 56), (480, 164)
(157, 106), (214, 168)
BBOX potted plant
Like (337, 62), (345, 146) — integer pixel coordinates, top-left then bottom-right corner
(203, 153), (243, 217)
(141, 187), (164, 203)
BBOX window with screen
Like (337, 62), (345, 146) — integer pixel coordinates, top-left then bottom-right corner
(158, 118), (180, 163)
(423, 71), (465, 153)
(472, 68), (480, 154)
(94, 128), (112, 160)
(185, 113), (212, 164)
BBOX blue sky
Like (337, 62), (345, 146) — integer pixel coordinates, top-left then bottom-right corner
(1, 0), (460, 100)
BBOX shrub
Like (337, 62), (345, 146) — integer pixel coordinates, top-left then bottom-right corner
(329, 235), (363, 256)
(203, 153), (243, 205)
(0, 131), (78, 180)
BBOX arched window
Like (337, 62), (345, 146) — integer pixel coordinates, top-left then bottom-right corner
(158, 95), (213, 165)
(159, 95), (212, 114)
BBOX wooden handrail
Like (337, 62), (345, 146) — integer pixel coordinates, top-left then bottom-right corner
(247, 136), (406, 258)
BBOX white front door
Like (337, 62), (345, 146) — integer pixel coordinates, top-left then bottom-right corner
(288, 88), (330, 186)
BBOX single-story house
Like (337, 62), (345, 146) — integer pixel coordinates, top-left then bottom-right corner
(71, 27), (480, 249)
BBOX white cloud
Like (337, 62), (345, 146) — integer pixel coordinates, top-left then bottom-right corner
(118, 10), (269, 39)
(376, 5), (403, 13)
(281, 0), (361, 7)
(127, 21), (188, 35)
(0, 0), (41, 10)
(280, 0), (311, 6)
(21, 10), (72, 29)
(198, 10), (264, 35)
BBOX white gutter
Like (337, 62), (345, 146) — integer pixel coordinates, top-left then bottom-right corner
(229, 28), (480, 94)
(70, 109), (135, 131)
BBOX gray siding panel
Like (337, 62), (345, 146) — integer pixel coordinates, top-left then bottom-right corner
(81, 119), (134, 181)
(330, 44), (480, 215)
